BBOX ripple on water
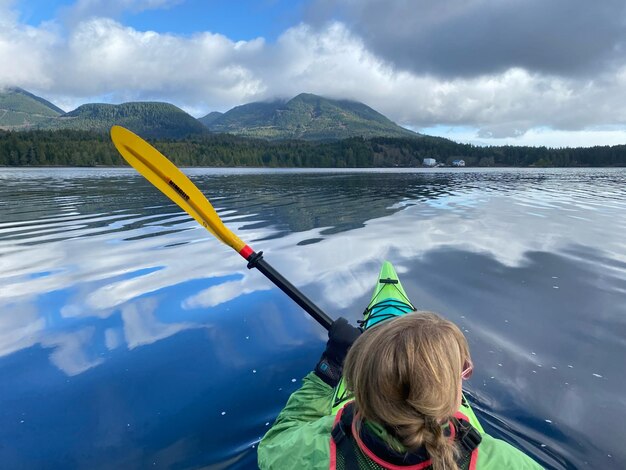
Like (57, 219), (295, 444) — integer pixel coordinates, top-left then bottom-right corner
(0, 167), (625, 469)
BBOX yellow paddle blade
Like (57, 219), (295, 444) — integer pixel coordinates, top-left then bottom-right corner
(110, 125), (247, 254)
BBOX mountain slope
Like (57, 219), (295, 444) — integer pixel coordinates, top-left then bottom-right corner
(0, 87), (64, 130)
(204, 93), (420, 140)
(40, 102), (207, 138)
(198, 111), (223, 127)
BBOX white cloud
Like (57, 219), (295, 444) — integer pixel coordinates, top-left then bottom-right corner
(182, 276), (271, 310)
(1, 1), (626, 146)
(104, 327), (122, 350)
(53, 18), (266, 105)
(42, 327), (104, 376)
(0, 302), (45, 357)
(121, 297), (193, 349)
(422, 126), (626, 148)
(0, 7), (59, 89)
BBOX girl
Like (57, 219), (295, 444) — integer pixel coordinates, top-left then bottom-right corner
(259, 313), (542, 469)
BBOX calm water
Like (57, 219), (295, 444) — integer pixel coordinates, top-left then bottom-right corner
(1, 167), (625, 469)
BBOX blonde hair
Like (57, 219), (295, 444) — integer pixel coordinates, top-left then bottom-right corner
(343, 311), (471, 470)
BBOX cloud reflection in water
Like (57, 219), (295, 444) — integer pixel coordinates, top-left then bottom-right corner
(0, 168), (625, 468)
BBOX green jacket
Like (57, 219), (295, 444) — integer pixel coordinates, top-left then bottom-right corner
(258, 372), (543, 470)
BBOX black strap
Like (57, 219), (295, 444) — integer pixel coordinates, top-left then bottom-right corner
(331, 404), (360, 470)
(451, 417), (482, 455)
(331, 402), (355, 444)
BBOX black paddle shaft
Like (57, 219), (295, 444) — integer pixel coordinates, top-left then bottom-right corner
(247, 251), (333, 331)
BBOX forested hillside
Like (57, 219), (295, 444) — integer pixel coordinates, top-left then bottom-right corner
(0, 87), (63, 129)
(38, 102), (207, 138)
(1, 130), (624, 167)
(202, 93), (420, 140)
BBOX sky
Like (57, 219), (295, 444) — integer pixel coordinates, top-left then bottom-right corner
(2, 0), (626, 147)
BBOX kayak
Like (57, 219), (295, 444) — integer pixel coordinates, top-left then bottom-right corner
(331, 261), (485, 433)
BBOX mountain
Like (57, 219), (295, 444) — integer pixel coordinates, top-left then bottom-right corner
(0, 87), (64, 130)
(202, 93), (420, 140)
(40, 102), (207, 139)
(3, 88), (418, 141)
(198, 111), (223, 127)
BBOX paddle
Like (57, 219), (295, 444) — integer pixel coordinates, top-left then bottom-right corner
(110, 125), (333, 330)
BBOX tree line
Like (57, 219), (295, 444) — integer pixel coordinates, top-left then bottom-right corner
(0, 129), (625, 167)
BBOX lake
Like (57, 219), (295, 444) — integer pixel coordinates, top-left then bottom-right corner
(1, 167), (625, 469)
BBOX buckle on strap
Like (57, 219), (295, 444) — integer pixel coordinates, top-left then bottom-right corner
(453, 418), (482, 453)
(331, 422), (347, 444)
(332, 402), (355, 444)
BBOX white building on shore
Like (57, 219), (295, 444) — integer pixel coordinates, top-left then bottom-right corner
(423, 158), (436, 167)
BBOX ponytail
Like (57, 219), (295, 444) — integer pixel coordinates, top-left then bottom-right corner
(422, 416), (459, 470)
(344, 312), (470, 470)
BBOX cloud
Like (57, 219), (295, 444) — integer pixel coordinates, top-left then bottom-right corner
(2, 1), (626, 142)
(42, 327), (104, 376)
(425, 126), (626, 148)
(182, 276), (271, 310)
(2, 174), (624, 376)
(0, 0), (266, 110)
(310, 0), (626, 79)
(0, 302), (45, 358)
(54, 18), (266, 106)
(121, 297), (193, 349)
(0, 6), (59, 89)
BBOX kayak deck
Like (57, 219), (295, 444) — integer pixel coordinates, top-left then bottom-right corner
(360, 262), (416, 330)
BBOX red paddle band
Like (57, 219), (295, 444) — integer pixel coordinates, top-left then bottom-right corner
(239, 245), (254, 259)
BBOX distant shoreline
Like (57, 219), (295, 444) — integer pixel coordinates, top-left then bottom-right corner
(2, 164), (625, 169)
(1, 129), (625, 168)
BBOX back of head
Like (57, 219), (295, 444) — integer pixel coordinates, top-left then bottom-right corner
(343, 311), (470, 470)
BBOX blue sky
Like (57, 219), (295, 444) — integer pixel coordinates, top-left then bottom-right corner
(3, 0), (626, 147)
(17, 0), (307, 41)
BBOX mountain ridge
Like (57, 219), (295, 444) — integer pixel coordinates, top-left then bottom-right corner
(0, 87), (65, 130)
(201, 93), (420, 141)
(198, 111), (223, 127)
(39, 102), (207, 139)
(1, 88), (419, 141)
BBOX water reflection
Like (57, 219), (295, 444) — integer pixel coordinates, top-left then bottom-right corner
(0, 168), (625, 469)
(399, 247), (626, 469)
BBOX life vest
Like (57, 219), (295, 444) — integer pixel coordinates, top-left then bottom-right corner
(330, 402), (482, 470)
